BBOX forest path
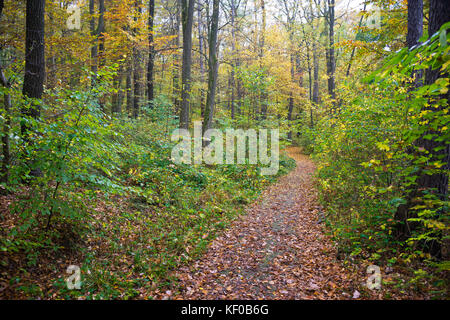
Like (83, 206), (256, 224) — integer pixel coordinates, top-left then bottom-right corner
(164, 147), (355, 299)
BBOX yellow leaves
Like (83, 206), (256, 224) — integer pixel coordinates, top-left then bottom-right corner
(433, 161), (444, 168)
(423, 220), (447, 230)
(376, 140), (390, 152)
(442, 59), (450, 71)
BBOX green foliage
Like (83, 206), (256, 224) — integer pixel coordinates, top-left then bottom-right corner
(301, 22), (449, 295)
(0, 64), (295, 299)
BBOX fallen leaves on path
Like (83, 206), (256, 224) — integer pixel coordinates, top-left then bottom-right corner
(154, 148), (358, 299)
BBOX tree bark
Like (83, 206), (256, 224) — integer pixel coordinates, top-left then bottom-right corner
(147, 0), (155, 106)
(133, 0), (142, 119)
(0, 63), (11, 186)
(198, 4), (206, 120)
(259, 0), (268, 119)
(22, 0), (45, 130)
(203, 0), (220, 134)
(179, 0), (195, 129)
(172, 0), (181, 110)
(89, 0), (98, 86)
(126, 59), (133, 117)
(327, 0), (336, 108)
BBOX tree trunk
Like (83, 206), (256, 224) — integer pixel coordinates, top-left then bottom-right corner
(230, 0), (242, 116)
(259, 0), (268, 119)
(147, 0), (155, 106)
(203, 0), (220, 134)
(179, 0), (195, 129)
(198, 4), (206, 120)
(89, 0), (98, 86)
(287, 31), (295, 140)
(133, 0), (142, 119)
(0, 3), (9, 186)
(98, 0), (105, 68)
(126, 59), (133, 118)
(98, 0), (106, 112)
(327, 0), (336, 109)
(21, 0), (45, 178)
(112, 67), (124, 114)
(0, 65), (11, 187)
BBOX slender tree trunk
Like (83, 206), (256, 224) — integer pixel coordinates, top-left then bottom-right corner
(126, 59), (133, 117)
(179, 0), (195, 129)
(407, 0), (424, 88)
(287, 28), (295, 140)
(89, 0), (98, 86)
(230, 0), (242, 116)
(203, 0), (220, 134)
(0, 65), (11, 187)
(147, 0), (155, 106)
(0, 5), (9, 186)
(22, 0), (45, 116)
(259, 0), (268, 119)
(198, 4), (206, 120)
(327, 0), (336, 108)
(172, 0), (181, 110)
(98, 0), (106, 112)
(133, 0), (142, 119)
(98, 0), (105, 67)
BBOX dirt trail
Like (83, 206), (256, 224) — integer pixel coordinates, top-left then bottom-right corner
(167, 147), (355, 299)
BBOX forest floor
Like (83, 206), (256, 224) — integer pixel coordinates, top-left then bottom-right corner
(153, 147), (428, 300)
(0, 147), (434, 299)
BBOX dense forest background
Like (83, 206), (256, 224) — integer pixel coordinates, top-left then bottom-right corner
(0, 0), (448, 299)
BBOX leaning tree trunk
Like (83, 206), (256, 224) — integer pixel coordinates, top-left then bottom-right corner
(287, 33), (295, 140)
(198, 4), (206, 120)
(0, 0), (10, 186)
